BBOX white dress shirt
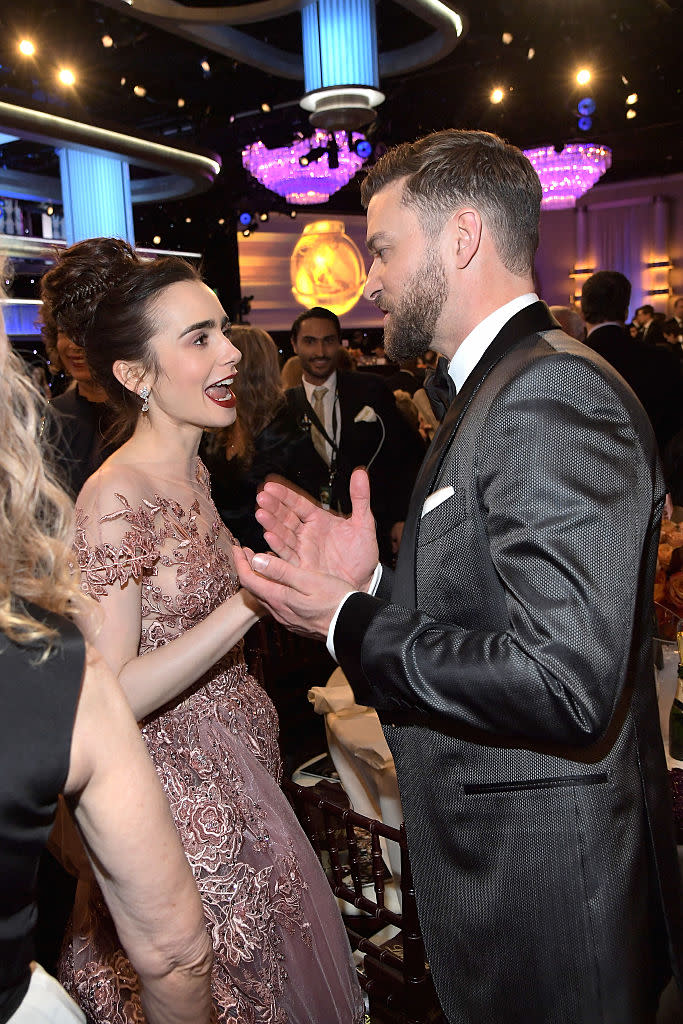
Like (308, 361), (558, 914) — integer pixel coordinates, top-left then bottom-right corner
(325, 293), (539, 660)
(302, 371), (340, 463)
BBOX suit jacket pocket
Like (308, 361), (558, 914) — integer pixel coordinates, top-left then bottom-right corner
(417, 486), (468, 547)
(463, 773), (609, 795)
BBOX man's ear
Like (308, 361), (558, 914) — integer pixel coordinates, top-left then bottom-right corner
(445, 208), (482, 270)
(113, 360), (145, 395)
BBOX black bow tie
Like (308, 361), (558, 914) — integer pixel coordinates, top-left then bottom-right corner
(424, 357), (456, 420)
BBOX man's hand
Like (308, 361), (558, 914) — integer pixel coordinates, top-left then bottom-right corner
(255, 467), (379, 590)
(233, 545), (352, 641)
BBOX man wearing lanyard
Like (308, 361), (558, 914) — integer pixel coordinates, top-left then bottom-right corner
(283, 306), (423, 560)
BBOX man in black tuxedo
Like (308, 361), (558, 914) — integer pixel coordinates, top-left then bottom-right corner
(635, 303), (666, 345)
(280, 306), (422, 560)
(236, 130), (682, 1022)
(581, 271), (681, 455)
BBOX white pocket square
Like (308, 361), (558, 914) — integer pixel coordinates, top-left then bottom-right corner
(421, 485), (455, 518)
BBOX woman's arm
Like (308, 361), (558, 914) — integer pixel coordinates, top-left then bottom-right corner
(65, 646), (213, 1024)
(83, 575), (262, 720)
(75, 472), (264, 721)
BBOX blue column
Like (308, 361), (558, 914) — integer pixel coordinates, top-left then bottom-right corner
(302, 0), (379, 92)
(58, 147), (135, 245)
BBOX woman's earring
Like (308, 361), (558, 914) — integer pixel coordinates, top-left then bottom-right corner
(139, 386), (150, 413)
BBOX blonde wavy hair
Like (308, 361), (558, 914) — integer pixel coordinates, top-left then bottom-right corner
(0, 310), (83, 654)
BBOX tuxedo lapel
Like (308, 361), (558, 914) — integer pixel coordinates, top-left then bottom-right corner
(394, 301), (558, 600)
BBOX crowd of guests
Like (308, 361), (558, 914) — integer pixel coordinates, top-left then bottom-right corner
(4, 218), (683, 1021)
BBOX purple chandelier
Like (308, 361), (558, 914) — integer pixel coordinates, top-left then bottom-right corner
(242, 130), (369, 205)
(523, 143), (612, 210)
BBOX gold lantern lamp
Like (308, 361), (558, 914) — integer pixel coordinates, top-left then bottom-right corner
(290, 220), (366, 317)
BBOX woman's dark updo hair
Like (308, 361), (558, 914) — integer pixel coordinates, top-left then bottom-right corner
(39, 237), (201, 438)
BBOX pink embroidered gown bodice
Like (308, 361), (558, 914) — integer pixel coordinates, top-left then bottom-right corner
(59, 459), (363, 1024)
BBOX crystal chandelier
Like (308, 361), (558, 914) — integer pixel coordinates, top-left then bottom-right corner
(523, 143), (612, 210)
(242, 130), (369, 206)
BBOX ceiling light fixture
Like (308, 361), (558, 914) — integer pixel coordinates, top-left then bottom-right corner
(523, 143), (612, 209)
(133, 85), (147, 97)
(18, 40), (35, 57)
(576, 68), (591, 86)
(101, 35), (114, 48)
(58, 69), (76, 86)
(242, 129), (370, 205)
(490, 87), (504, 104)
(626, 93), (638, 105)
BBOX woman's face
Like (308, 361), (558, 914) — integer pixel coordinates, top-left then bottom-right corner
(144, 280), (241, 429)
(56, 331), (94, 385)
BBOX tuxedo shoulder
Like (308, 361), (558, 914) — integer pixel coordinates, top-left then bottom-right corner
(495, 340), (653, 423)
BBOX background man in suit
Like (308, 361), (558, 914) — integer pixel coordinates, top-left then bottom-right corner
(635, 302), (666, 345)
(280, 305), (423, 561)
(236, 129), (682, 1023)
(581, 271), (681, 457)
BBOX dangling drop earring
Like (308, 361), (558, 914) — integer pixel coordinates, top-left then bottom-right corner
(139, 386), (150, 413)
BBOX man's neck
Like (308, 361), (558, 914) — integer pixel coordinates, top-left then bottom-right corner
(303, 371), (336, 389)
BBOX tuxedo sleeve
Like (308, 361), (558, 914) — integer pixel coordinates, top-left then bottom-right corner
(334, 354), (664, 747)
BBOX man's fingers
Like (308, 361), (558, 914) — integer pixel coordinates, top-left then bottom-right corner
(251, 552), (310, 594)
(349, 467), (372, 521)
(256, 501), (301, 540)
(261, 478), (325, 524)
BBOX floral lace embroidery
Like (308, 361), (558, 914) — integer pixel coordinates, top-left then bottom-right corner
(63, 476), (334, 1023)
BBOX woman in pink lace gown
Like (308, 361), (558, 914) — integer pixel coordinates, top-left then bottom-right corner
(50, 239), (364, 1024)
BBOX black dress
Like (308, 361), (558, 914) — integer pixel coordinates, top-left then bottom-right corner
(0, 611), (84, 1023)
(47, 388), (117, 498)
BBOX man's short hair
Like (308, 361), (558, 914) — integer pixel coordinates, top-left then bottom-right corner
(290, 306), (341, 343)
(360, 129), (542, 277)
(580, 271), (632, 325)
(635, 305), (654, 318)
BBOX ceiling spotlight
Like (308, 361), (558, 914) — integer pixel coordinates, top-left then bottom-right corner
(177, 97), (185, 108)
(101, 34), (114, 48)
(242, 228), (251, 237)
(261, 102), (271, 113)
(352, 138), (373, 159)
(58, 68), (76, 86)
(527, 48), (535, 60)
(46, 206), (54, 216)
(200, 59), (211, 73)
(501, 32), (513, 45)
(153, 236), (161, 245)
(239, 212), (252, 226)
(576, 68), (591, 86)
(621, 75), (629, 85)
(229, 115), (235, 124)
(18, 39), (35, 57)
(290, 210), (297, 218)
(184, 217), (191, 224)
(259, 212), (269, 222)
(120, 77), (126, 86)
(133, 85), (147, 97)
(218, 218), (225, 225)
(626, 109), (637, 120)
(578, 116), (592, 131)
(626, 93), (638, 105)
(490, 87), (504, 104)
(577, 97), (596, 116)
